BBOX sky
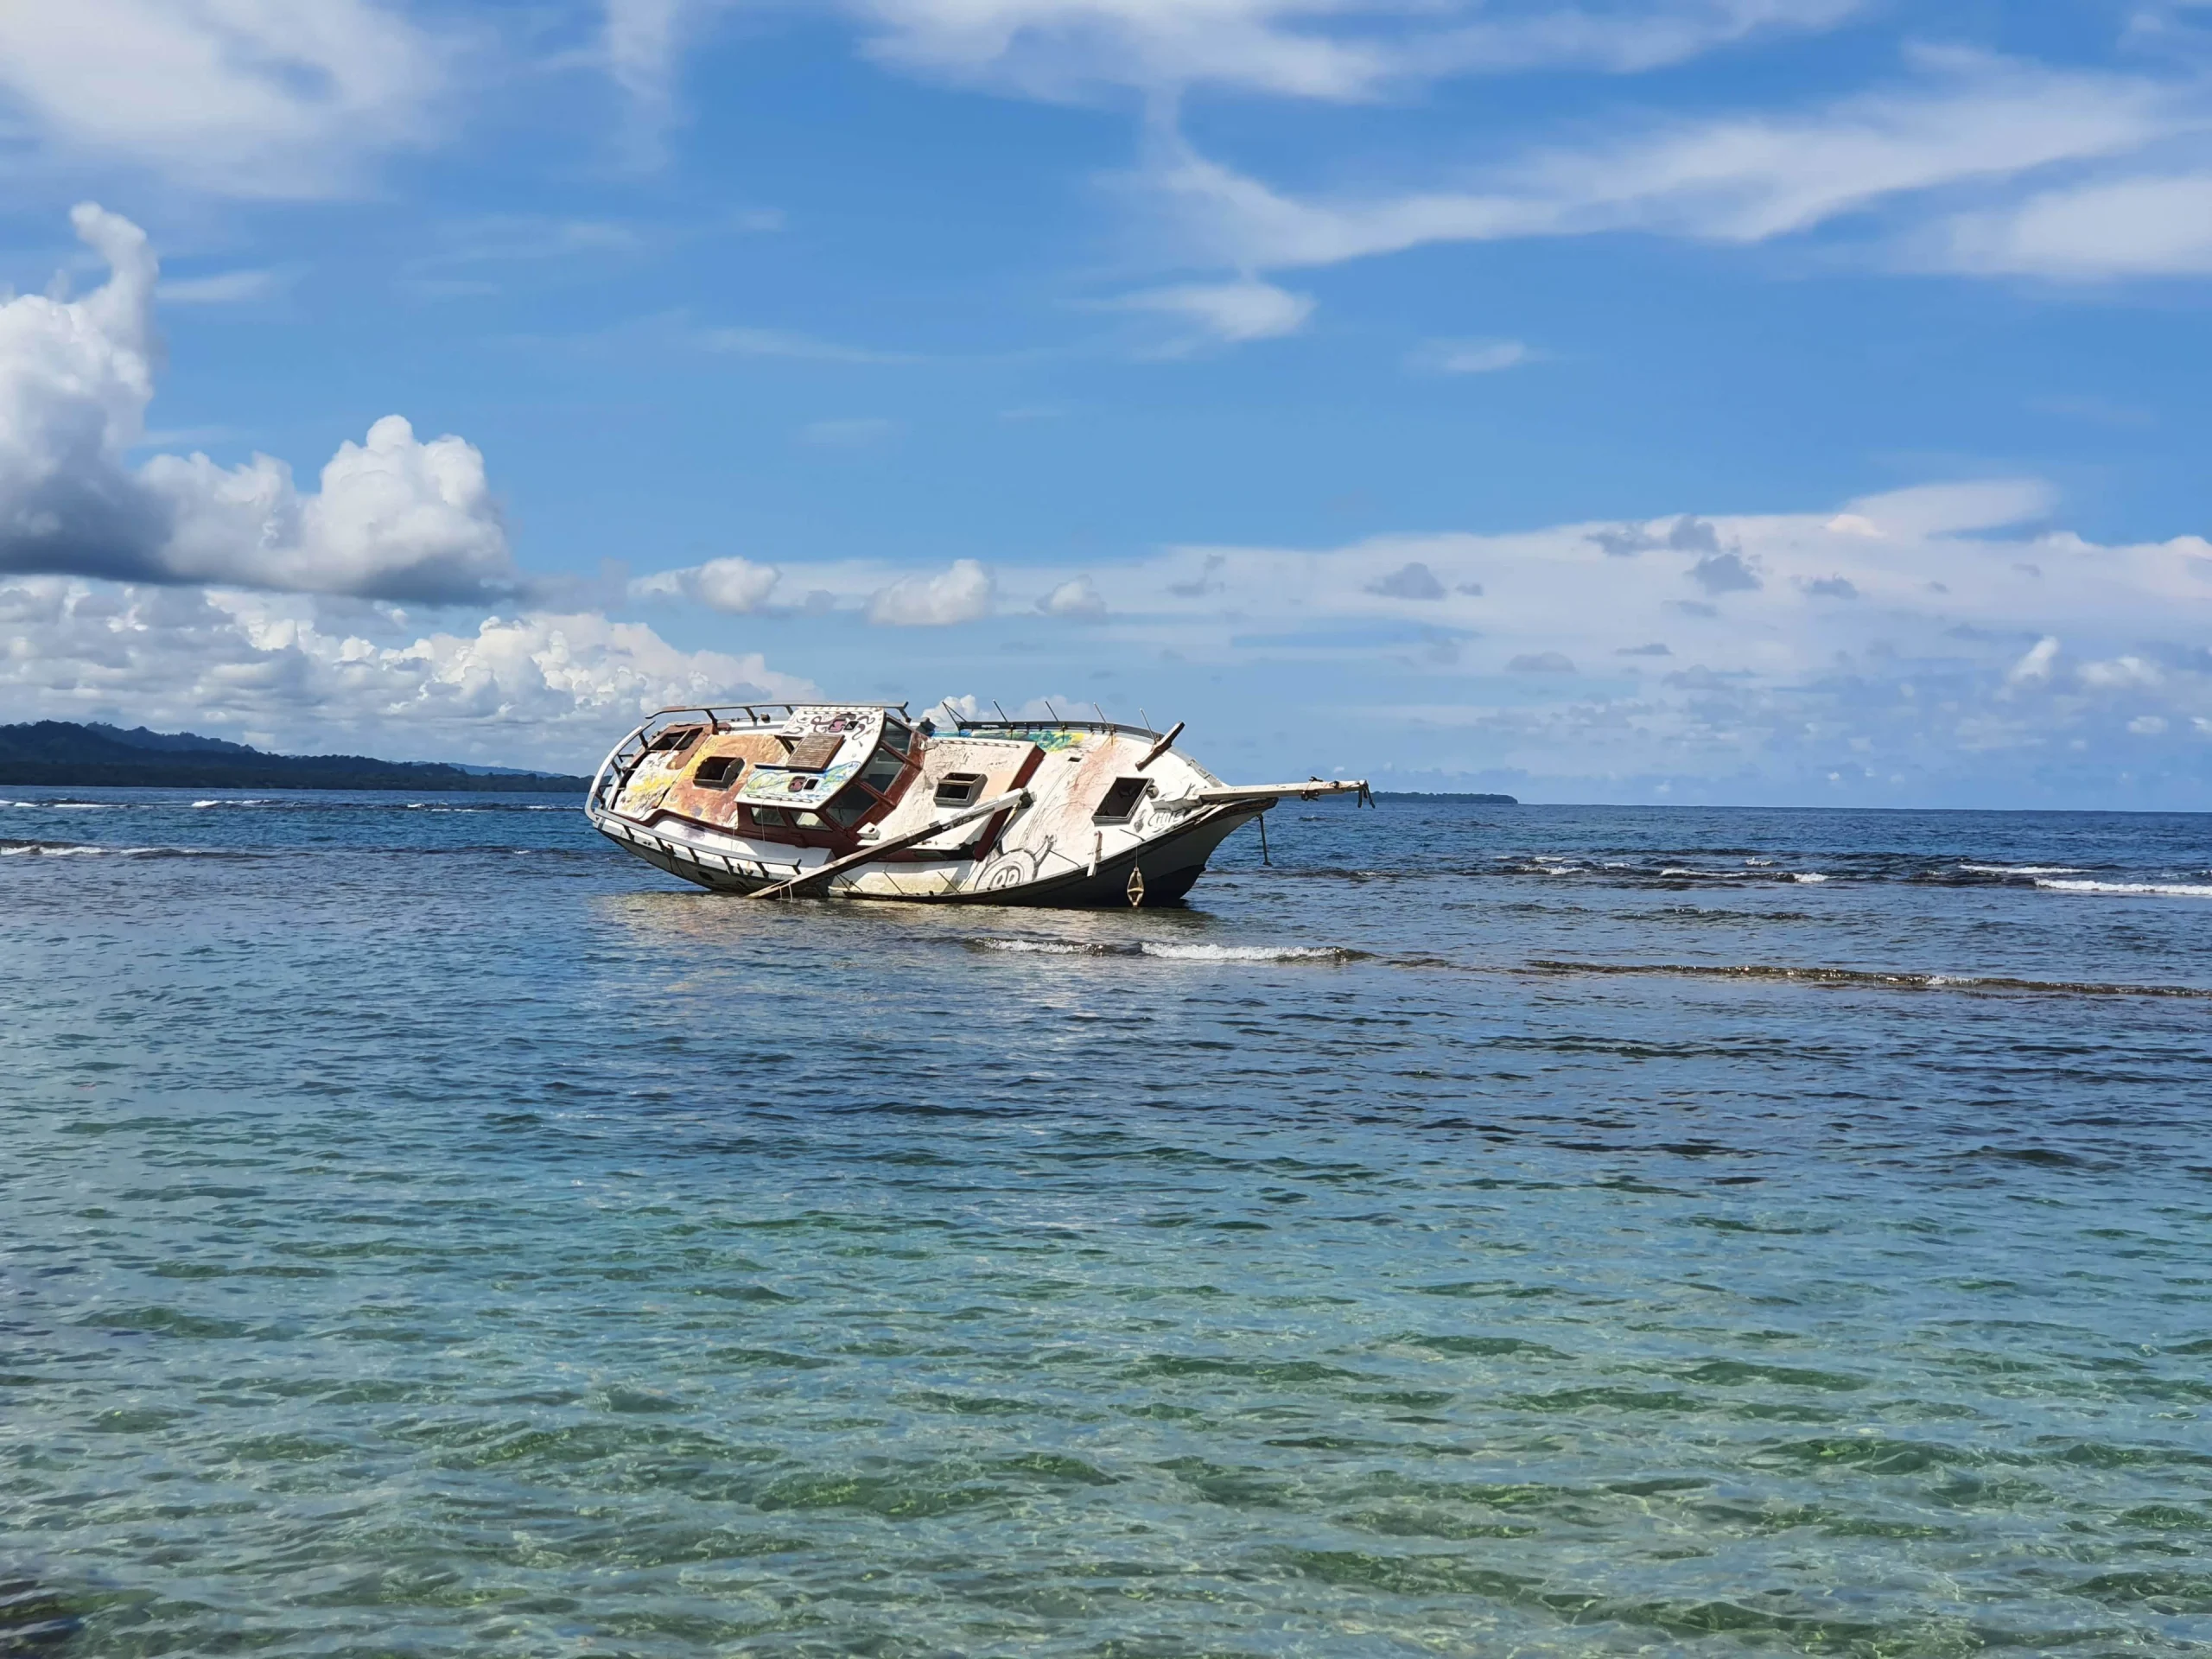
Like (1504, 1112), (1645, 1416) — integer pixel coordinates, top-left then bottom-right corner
(1, 0), (2209, 805)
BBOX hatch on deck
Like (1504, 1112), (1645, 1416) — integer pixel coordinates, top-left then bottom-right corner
(1094, 777), (1151, 822)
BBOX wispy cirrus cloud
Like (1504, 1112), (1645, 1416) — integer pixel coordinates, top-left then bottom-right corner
(1113, 276), (1315, 347)
(0, 0), (451, 198)
(843, 0), (1862, 101)
(702, 326), (921, 365)
(156, 269), (295, 307)
(1929, 172), (2212, 277)
(1408, 337), (1535, 373)
(1143, 49), (2196, 271)
(800, 416), (902, 446)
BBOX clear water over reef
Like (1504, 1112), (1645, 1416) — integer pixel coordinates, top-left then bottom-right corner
(3, 790), (2209, 1656)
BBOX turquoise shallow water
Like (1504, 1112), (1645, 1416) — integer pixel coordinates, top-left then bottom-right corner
(3, 791), (2209, 1656)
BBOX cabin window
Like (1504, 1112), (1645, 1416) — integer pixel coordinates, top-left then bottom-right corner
(749, 806), (787, 827)
(793, 810), (824, 828)
(1095, 777), (1150, 822)
(882, 716), (912, 753)
(784, 734), (844, 771)
(824, 796), (872, 828)
(935, 772), (986, 808)
(858, 752), (906, 798)
(692, 753), (742, 788)
(647, 725), (703, 754)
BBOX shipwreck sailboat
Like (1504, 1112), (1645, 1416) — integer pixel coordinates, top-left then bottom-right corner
(585, 703), (1368, 906)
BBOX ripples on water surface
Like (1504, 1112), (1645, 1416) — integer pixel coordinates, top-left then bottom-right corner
(3, 791), (2209, 1657)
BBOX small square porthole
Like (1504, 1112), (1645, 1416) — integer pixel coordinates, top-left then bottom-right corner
(1095, 777), (1150, 822)
(935, 772), (986, 808)
(692, 754), (742, 788)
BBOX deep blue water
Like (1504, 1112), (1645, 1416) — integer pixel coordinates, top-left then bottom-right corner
(3, 790), (2209, 1656)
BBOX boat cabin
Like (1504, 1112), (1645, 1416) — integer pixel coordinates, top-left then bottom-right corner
(615, 706), (923, 849)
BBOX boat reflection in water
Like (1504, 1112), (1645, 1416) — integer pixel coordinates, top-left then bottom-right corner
(586, 703), (1368, 906)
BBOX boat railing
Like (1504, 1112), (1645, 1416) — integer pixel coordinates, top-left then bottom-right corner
(639, 701), (912, 727)
(950, 716), (1161, 740)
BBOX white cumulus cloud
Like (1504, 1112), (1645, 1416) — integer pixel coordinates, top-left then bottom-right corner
(630, 556), (783, 614)
(138, 417), (512, 602)
(867, 558), (997, 626)
(0, 204), (519, 604)
(2005, 635), (2061, 686)
(1039, 574), (1108, 618)
(0, 578), (815, 771)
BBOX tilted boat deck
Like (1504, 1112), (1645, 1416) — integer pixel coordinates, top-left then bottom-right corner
(585, 703), (1367, 906)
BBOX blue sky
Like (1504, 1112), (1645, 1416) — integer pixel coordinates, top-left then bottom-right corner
(1, 0), (2209, 804)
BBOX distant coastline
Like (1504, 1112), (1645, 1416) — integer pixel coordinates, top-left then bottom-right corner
(1374, 790), (1519, 804)
(0, 721), (587, 793)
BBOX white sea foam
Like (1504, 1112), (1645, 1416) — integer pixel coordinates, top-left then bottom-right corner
(2, 840), (246, 859)
(1138, 943), (1358, 963)
(1791, 872), (1829, 883)
(1961, 863), (2086, 875)
(2036, 879), (2212, 899)
(968, 937), (1359, 963)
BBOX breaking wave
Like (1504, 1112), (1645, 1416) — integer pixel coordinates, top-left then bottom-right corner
(188, 798), (570, 813)
(1235, 855), (2212, 894)
(3, 796), (569, 813)
(1141, 942), (1364, 963)
(2034, 879), (2212, 899)
(1528, 958), (2212, 1001)
(965, 937), (1366, 964)
(0, 838), (257, 860)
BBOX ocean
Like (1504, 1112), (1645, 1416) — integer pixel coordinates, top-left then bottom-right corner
(3, 790), (2209, 1656)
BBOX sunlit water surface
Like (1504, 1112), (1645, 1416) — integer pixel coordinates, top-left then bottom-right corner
(3, 791), (2209, 1656)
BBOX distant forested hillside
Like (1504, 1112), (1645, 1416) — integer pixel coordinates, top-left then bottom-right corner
(0, 722), (586, 791)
